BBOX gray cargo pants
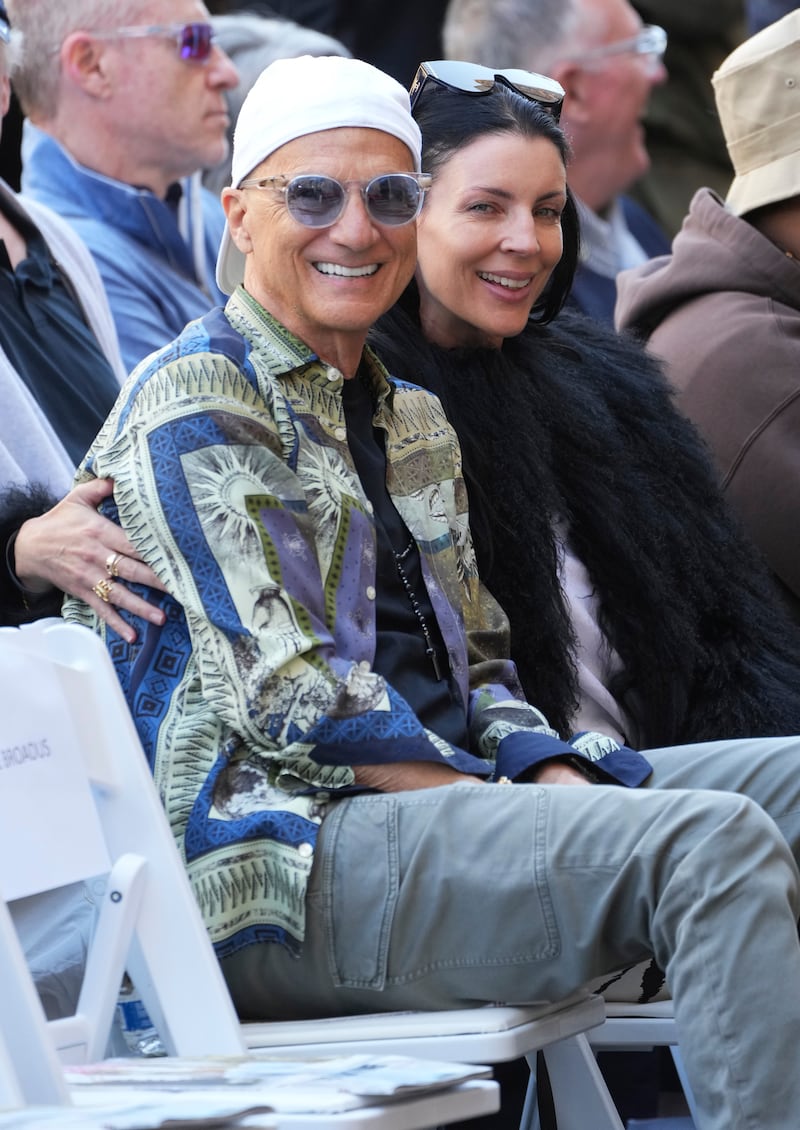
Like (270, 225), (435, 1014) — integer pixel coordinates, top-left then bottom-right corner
(224, 736), (800, 1130)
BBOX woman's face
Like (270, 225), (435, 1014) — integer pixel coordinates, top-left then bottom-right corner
(415, 131), (568, 349)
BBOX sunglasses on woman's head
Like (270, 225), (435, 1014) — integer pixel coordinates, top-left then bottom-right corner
(409, 60), (565, 122)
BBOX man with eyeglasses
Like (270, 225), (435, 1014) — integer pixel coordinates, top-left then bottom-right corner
(0, 0), (166, 639)
(443, 0), (671, 325)
(5, 0), (239, 372)
(53, 54), (800, 1130)
(0, 0), (168, 1029)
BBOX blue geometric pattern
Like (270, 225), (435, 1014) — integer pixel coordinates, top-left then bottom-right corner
(63, 291), (533, 955)
(185, 754), (320, 859)
(147, 414), (244, 642)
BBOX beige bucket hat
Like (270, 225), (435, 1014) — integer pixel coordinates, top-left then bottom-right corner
(713, 9), (800, 217)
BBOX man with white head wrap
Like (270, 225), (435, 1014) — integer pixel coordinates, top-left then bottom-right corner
(63, 55), (800, 1130)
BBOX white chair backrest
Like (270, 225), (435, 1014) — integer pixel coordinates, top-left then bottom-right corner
(0, 621), (245, 1104)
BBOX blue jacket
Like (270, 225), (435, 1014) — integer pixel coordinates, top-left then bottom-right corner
(20, 124), (227, 373)
(568, 195), (670, 325)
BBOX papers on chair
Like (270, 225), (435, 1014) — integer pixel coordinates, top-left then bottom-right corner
(0, 1055), (494, 1128)
(0, 1076), (501, 1129)
(64, 1053), (492, 1114)
(0, 1093), (278, 1128)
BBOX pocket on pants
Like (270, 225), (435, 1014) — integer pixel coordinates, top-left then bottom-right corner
(321, 786), (562, 995)
(321, 794), (399, 990)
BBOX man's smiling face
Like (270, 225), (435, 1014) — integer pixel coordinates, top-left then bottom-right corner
(226, 127), (419, 367)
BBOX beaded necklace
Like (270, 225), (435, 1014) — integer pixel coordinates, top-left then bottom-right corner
(391, 536), (444, 681)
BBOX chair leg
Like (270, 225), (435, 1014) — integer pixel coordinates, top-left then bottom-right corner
(519, 1052), (558, 1130)
(540, 1033), (625, 1130)
(669, 1046), (699, 1127)
(519, 1061), (539, 1130)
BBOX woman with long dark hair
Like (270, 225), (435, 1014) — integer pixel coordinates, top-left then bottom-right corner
(371, 61), (800, 752)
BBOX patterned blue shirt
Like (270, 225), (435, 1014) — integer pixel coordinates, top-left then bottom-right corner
(65, 287), (649, 955)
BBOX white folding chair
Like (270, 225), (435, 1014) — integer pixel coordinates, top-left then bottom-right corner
(588, 1002), (697, 1125)
(0, 898), (500, 1130)
(0, 621), (616, 1128)
(0, 618), (245, 1098)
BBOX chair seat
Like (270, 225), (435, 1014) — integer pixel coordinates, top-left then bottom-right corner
(244, 992), (606, 1064)
(603, 1000), (674, 1018)
(589, 999), (676, 1048)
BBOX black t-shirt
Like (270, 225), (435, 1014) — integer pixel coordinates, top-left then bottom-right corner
(341, 373), (466, 747)
(0, 190), (120, 465)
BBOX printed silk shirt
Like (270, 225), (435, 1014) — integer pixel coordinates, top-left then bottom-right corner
(64, 287), (604, 956)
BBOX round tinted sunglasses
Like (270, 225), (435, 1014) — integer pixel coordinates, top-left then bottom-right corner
(410, 60), (564, 121)
(237, 173), (432, 229)
(86, 23), (216, 62)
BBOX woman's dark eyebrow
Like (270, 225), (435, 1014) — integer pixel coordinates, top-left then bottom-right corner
(470, 184), (515, 200)
(469, 185), (567, 204)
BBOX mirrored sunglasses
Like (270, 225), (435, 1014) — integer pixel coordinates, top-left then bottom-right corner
(87, 22), (216, 62)
(409, 60), (564, 122)
(237, 173), (433, 229)
(0, 0), (10, 44)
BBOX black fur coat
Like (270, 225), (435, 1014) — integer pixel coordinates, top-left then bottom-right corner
(0, 483), (63, 626)
(370, 292), (800, 747)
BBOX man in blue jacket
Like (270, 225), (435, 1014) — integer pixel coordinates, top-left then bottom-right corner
(7, 0), (239, 372)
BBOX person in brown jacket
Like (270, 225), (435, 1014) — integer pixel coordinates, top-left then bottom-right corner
(616, 9), (800, 621)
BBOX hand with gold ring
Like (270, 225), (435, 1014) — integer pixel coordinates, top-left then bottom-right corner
(92, 577), (115, 603)
(11, 479), (169, 643)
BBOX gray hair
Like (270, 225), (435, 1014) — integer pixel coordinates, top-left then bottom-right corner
(442, 0), (601, 73)
(202, 12), (351, 196)
(6, 0), (146, 119)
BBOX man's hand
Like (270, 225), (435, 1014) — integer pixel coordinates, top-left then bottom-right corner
(353, 761), (484, 791)
(12, 479), (168, 642)
(530, 760), (593, 786)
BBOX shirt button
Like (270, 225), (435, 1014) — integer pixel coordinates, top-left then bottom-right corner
(366, 586), (376, 600)
(365, 500), (374, 514)
(334, 426), (346, 441)
(298, 842), (313, 859)
(326, 367), (341, 382)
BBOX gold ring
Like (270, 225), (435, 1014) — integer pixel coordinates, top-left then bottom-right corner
(106, 552), (123, 578)
(92, 578), (115, 603)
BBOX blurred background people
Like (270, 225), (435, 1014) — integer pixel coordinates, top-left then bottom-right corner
(617, 9), (800, 623)
(7, 0), (239, 371)
(747, 0), (796, 32)
(1, 0), (167, 1028)
(1, 0), (167, 636)
(0, 0), (130, 627)
(206, 0), (448, 85)
(442, 0), (670, 324)
(628, 1), (747, 237)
